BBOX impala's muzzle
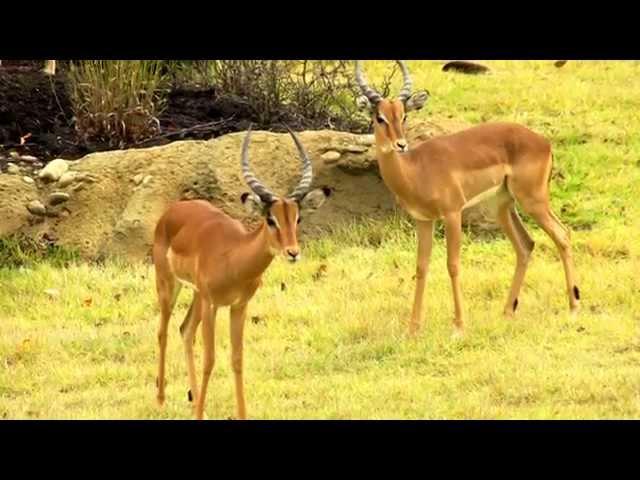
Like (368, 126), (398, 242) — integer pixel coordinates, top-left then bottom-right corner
(286, 248), (300, 263)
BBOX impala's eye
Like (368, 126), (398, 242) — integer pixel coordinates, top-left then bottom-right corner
(267, 217), (277, 228)
(297, 216), (301, 224)
(376, 115), (386, 124)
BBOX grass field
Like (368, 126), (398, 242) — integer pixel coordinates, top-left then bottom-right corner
(1, 60), (639, 419)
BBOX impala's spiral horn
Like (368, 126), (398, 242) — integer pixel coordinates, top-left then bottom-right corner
(241, 125), (276, 203)
(285, 125), (313, 201)
(355, 60), (383, 106)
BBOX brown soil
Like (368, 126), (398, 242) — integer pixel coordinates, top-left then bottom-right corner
(0, 60), (339, 167)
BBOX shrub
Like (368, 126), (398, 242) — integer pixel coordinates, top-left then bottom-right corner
(67, 60), (169, 148)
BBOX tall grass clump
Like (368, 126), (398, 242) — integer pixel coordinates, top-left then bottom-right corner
(208, 60), (400, 130)
(68, 60), (169, 147)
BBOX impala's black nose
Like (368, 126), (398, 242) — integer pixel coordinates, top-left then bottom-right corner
(286, 249), (300, 262)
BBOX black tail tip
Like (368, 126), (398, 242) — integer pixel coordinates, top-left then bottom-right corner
(188, 390), (193, 402)
(573, 286), (581, 300)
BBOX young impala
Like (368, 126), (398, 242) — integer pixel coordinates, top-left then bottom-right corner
(355, 60), (580, 337)
(153, 126), (331, 419)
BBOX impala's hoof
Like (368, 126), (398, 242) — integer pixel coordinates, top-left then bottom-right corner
(451, 327), (465, 340)
(156, 394), (165, 407)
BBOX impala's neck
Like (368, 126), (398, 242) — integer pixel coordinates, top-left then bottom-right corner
(231, 221), (276, 281)
(375, 142), (415, 199)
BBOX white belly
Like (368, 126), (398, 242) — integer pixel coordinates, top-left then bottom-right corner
(167, 247), (199, 291)
(462, 184), (503, 210)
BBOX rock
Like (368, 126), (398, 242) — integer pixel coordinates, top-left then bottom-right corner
(321, 151), (341, 163)
(142, 175), (153, 186)
(442, 61), (490, 75)
(19, 155), (39, 163)
(58, 172), (81, 187)
(6, 163), (20, 175)
(38, 159), (69, 182)
(356, 135), (375, 146)
(133, 173), (144, 185)
(22, 176), (34, 184)
(9, 151), (20, 160)
(48, 192), (70, 206)
(344, 145), (369, 153)
(44, 289), (60, 299)
(27, 200), (46, 216)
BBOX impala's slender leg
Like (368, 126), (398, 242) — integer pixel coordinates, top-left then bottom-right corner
(495, 199), (535, 316)
(230, 302), (248, 420)
(443, 212), (465, 335)
(155, 275), (181, 407)
(409, 220), (434, 336)
(195, 297), (217, 420)
(179, 293), (203, 411)
(523, 202), (580, 314)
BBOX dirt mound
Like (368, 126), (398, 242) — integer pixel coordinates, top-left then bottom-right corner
(0, 119), (500, 262)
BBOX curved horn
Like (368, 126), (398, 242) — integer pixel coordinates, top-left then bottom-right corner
(241, 125), (276, 202)
(285, 125), (313, 200)
(355, 60), (383, 105)
(396, 60), (413, 102)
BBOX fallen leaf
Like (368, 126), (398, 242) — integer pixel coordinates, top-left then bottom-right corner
(251, 316), (263, 325)
(83, 297), (93, 307)
(312, 264), (328, 281)
(114, 293), (122, 302)
(280, 282), (286, 292)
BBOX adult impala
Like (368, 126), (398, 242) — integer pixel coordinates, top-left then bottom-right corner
(153, 126), (331, 419)
(354, 60), (580, 336)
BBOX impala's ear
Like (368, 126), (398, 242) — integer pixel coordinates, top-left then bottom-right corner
(356, 95), (374, 113)
(241, 192), (264, 216)
(299, 187), (332, 214)
(404, 90), (430, 112)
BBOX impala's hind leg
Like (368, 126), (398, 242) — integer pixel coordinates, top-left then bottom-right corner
(180, 292), (203, 412)
(155, 274), (181, 407)
(523, 203), (579, 314)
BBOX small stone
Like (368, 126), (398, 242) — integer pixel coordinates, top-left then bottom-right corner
(142, 175), (153, 185)
(38, 159), (69, 182)
(48, 192), (70, 206)
(58, 172), (81, 187)
(44, 289), (60, 299)
(344, 145), (369, 153)
(133, 173), (144, 185)
(9, 151), (20, 160)
(22, 176), (34, 184)
(6, 163), (20, 175)
(356, 134), (375, 146)
(71, 183), (85, 193)
(321, 151), (341, 163)
(27, 200), (46, 216)
(19, 155), (38, 163)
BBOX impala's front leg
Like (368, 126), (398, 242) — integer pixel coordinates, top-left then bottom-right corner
(409, 220), (434, 336)
(230, 302), (248, 420)
(444, 212), (465, 337)
(195, 297), (217, 420)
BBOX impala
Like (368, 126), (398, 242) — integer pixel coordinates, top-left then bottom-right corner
(153, 126), (331, 419)
(355, 60), (580, 336)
